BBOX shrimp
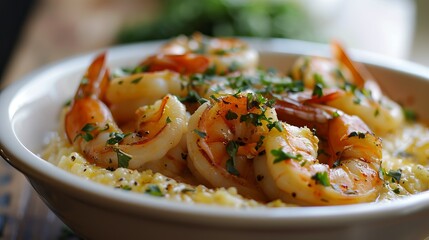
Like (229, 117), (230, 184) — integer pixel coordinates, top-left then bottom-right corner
(106, 70), (188, 124)
(186, 93), (279, 201)
(65, 53), (188, 170)
(140, 53), (210, 75)
(255, 100), (383, 205)
(161, 33), (259, 75)
(289, 41), (404, 135)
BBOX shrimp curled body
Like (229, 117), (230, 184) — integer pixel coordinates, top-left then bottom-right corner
(187, 94), (278, 201)
(255, 102), (383, 205)
(65, 53), (187, 170)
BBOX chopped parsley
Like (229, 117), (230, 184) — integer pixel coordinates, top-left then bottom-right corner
(130, 77), (143, 84)
(312, 83), (324, 98)
(225, 141), (240, 176)
(403, 108), (417, 122)
(311, 172), (330, 186)
(166, 116), (172, 124)
(386, 169), (402, 183)
(115, 149), (132, 168)
(145, 185), (164, 197)
(332, 111), (340, 118)
(106, 132), (129, 145)
(75, 123), (98, 142)
(225, 110), (239, 120)
(120, 185), (132, 191)
(379, 167), (402, 183)
(267, 121), (283, 132)
(271, 148), (302, 163)
(193, 129), (207, 138)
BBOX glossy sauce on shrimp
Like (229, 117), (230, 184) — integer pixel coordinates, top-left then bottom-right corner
(55, 34), (428, 207)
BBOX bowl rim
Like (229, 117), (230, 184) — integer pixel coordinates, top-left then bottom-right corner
(1, 38), (429, 228)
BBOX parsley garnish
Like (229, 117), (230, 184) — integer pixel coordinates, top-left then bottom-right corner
(312, 83), (324, 98)
(106, 132), (129, 145)
(267, 121), (283, 132)
(379, 167), (402, 183)
(271, 148), (302, 163)
(193, 129), (207, 138)
(311, 172), (330, 186)
(115, 149), (132, 168)
(145, 185), (164, 197)
(121, 185), (132, 191)
(131, 77), (143, 84)
(403, 108), (417, 122)
(76, 123), (98, 142)
(386, 169), (402, 183)
(225, 110), (238, 120)
(226, 141), (240, 176)
(166, 116), (172, 123)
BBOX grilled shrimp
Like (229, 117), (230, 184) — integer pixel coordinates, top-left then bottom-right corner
(256, 100), (383, 205)
(161, 33), (259, 75)
(186, 93), (280, 201)
(290, 42), (403, 135)
(65, 53), (187, 170)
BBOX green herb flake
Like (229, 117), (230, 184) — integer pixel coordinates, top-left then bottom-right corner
(116, 149), (132, 168)
(332, 111), (340, 118)
(226, 159), (240, 176)
(166, 116), (172, 124)
(107, 132), (128, 145)
(312, 83), (324, 98)
(225, 141), (240, 176)
(313, 73), (326, 87)
(393, 188), (400, 194)
(267, 121), (283, 132)
(386, 169), (402, 183)
(255, 135), (265, 151)
(64, 99), (72, 107)
(81, 123), (97, 132)
(225, 110), (238, 120)
(311, 172), (330, 186)
(193, 129), (207, 138)
(145, 185), (164, 197)
(121, 185), (132, 191)
(403, 108), (417, 122)
(271, 148), (302, 163)
(210, 95), (220, 102)
(374, 108), (380, 117)
(81, 133), (94, 142)
(353, 97), (361, 105)
(77, 123), (98, 142)
(131, 77), (143, 84)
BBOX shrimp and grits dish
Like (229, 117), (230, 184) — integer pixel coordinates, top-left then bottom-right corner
(43, 34), (429, 207)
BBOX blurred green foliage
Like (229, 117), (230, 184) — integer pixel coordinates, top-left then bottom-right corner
(117, 0), (316, 43)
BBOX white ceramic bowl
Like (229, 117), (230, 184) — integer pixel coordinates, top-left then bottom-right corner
(1, 39), (429, 240)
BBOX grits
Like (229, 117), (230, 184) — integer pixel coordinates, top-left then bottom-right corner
(42, 131), (287, 208)
(42, 121), (429, 207)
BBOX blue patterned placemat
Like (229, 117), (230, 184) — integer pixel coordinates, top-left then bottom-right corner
(0, 160), (80, 240)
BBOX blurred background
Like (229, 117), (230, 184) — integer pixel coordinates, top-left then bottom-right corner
(0, 0), (427, 238)
(0, 0), (428, 88)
